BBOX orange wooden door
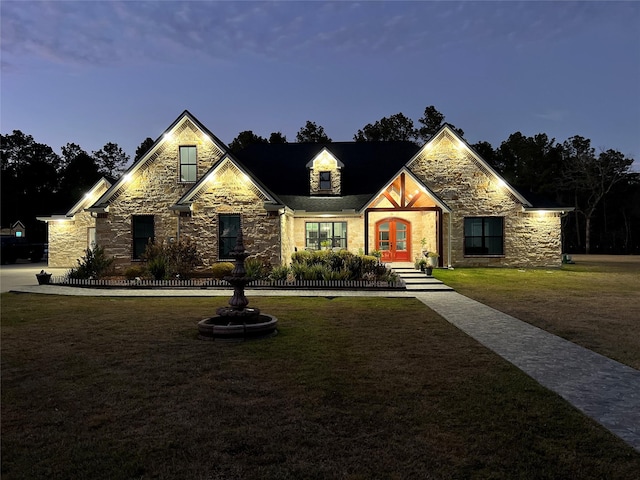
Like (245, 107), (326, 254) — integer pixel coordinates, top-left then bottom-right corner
(376, 218), (411, 262)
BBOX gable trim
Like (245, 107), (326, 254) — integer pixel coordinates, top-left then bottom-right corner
(171, 155), (279, 211)
(407, 125), (532, 207)
(38, 178), (112, 222)
(361, 167), (452, 213)
(89, 110), (228, 211)
(304, 147), (345, 169)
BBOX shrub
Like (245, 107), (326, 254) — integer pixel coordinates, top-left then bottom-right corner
(269, 265), (290, 281)
(289, 249), (396, 282)
(67, 245), (114, 280)
(211, 262), (234, 279)
(322, 268), (350, 281)
(291, 262), (309, 280)
(291, 250), (313, 265)
(124, 265), (146, 280)
(244, 257), (271, 280)
(147, 257), (168, 280)
(165, 237), (202, 279)
(310, 249), (330, 265)
(142, 238), (202, 280)
(304, 264), (328, 280)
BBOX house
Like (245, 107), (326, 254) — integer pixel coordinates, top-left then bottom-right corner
(37, 179), (112, 266)
(0, 220), (26, 238)
(40, 110), (570, 270)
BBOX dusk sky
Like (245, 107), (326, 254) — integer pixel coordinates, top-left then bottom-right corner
(2, 1), (639, 170)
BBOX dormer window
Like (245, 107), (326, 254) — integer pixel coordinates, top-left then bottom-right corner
(307, 149), (343, 196)
(319, 171), (331, 190)
(180, 146), (197, 182)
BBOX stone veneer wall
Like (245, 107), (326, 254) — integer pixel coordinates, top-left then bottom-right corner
(292, 216), (364, 253)
(96, 120), (225, 270)
(409, 133), (562, 267)
(309, 153), (342, 195)
(47, 211), (95, 267)
(180, 171), (281, 267)
(280, 210), (296, 265)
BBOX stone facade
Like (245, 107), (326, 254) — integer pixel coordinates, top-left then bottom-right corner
(42, 179), (111, 268)
(408, 131), (562, 267)
(96, 116), (227, 270)
(45, 113), (565, 271)
(47, 212), (95, 268)
(180, 163), (282, 267)
(308, 149), (342, 195)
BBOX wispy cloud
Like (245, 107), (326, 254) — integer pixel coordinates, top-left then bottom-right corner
(1, 1), (637, 71)
(534, 110), (569, 122)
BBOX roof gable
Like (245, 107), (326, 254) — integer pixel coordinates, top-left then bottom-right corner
(38, 178), (111, 222)
(407, 125), (532, 207)
(305, 147), (345, 169)
(90, 110), (228, 210)
(172, 155), (279, 211)
(67, 178), (112, 216)
(364, 167), (451, 212)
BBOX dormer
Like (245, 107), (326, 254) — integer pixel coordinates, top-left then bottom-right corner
(306, 148), (344, 196)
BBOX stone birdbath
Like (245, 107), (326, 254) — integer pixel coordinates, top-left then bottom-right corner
(197, 228), (278, 341)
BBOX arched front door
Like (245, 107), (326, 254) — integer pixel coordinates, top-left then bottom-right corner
(375, 218), (411, 262)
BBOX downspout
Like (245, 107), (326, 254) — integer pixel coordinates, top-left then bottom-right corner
(279, 208), (286, 266)
(364, 209), (369, 255)
(438, 209), (444, 268)
(448, 212), (452, 268)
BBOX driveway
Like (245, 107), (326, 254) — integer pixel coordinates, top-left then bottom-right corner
(0, 262), (68, 293)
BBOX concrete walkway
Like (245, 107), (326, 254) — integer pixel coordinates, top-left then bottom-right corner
(7, 283), (640, 452)
(417, 292), (640, 452)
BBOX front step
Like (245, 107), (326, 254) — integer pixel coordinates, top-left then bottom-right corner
(391, 267), (454, 292)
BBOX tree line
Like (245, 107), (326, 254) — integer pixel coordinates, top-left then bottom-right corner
(1, 105), (638, 254)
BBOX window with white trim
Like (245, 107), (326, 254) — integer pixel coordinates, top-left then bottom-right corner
(305, 222), (347, 250)
(179, 146), (197, 182)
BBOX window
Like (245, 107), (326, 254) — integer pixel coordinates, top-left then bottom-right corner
(464, 217), (504, 255)
(219, 214), (241, 259)
(180, 146), (197, 182)
(132, 215), (154, 260)
(305, 222), (347, 250)
(319, 171), (331, 190)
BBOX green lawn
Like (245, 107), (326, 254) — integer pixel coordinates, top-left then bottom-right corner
(2, 294), (638, 479)
(432, 257), (640, 369)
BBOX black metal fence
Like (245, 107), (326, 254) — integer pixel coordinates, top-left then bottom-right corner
(51, 277), (406, 290)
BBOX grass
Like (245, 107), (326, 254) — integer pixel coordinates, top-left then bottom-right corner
(432, 256), (640, 369)
(2, 294), (639, 479)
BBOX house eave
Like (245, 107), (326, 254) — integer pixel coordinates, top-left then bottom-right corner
(37, 215), (73, 223)
(86, 206), (108, 213)
(291, 210), (362, 217)
(522, 206), (574, 214)
(264, 203), (285, 212)
(169, 204), (192, 213)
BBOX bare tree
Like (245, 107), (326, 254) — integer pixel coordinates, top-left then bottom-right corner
(561, 136), (634, 253)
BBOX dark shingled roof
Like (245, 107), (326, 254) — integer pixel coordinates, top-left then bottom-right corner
(234, 142), (421, 197)
(277, 194), (374, 212)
